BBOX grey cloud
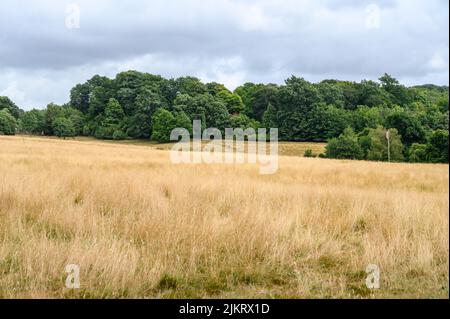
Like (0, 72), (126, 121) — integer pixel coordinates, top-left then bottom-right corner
(0, 0), (448, 109)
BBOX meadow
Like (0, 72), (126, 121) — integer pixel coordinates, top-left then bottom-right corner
(0, 135), (448, 298)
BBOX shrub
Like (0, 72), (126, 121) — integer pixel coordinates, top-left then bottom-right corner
(408, 143), (428, 163)
(426, 130), (449, 163)
(325, 128), (364, 160)
(95, 126), (115, 139)
(365, 126), (404, 162)
(385, 109), (427, 146)
(173, 111), (192, 134)
(0, 109), (17, 135)
(157, 274), (179, 291)
(304, 149), (314, 157)
(113, 130), (127, 140)
(52, 117), (76, 139)
(96, 98), (125, 139)
(18, 109), (45, 134)
(151, 108), (176, 143)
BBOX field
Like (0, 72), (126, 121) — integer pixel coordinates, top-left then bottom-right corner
(0, 135), (448, 298)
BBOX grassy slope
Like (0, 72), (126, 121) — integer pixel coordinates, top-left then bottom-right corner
(0, 136), (448, 298)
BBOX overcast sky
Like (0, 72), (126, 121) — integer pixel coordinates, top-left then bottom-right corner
(0, 0), (448, 110)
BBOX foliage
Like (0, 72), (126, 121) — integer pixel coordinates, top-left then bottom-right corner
(0, 109), (17, 135)
(0, 96), (21, 119)
(95, 98), (125, 139)
(385, 108), (427, 146)
(173, 111), (193, 135)
(261, 103), (278, 129)
(19, 109), (45, 134)
(425, 130), (449, 163)
(325, 128), (364, 160)
(151, 108), (176, 143)
(351, 106), (383, 132)
(304, 149), (315, 157)
(408, 143), (428, 163)
(52, 117), (76, 139)
(43, 103), (64, 135)
(216, 90), (245, 114)
(229, 114), (259, 130)
(365, 127), (404, 162)
(276, 76), (322, 141)
(113, 129), (127, 141)
(6, 71), (449, 163)
(63, 107), (85, 136)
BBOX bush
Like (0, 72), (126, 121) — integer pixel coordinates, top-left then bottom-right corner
(408, 143), (427, 163)
(95, 126), (114, 139)
(0, 109), (17, 135)
(82, 125), (92, 136)
(151, 108), (176, 143)
(385, 109), (427, 146)
(96, 98), (125, 139)
(304, 149), (314, 157)
(426, 130), (449, 163)
(365, 127), (404, 162)
(52, 117), (76, 139)
(0, 96), (20, 119)
(19, 109), (45, 134)
(173, 111), (193, 134)
(230, 114), (259, 130)
(325, 128), (364, 160)
(113, 129), (127, 140)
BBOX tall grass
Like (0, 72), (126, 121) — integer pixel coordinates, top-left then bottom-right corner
(0, 136), (448, 298)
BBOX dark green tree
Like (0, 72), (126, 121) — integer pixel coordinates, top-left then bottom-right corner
(234, 82), (261, 117)
(88, 83), (113, 117)
(63, 107), (85, 136)
(385, 108), (427, 146)
(306, 104), (350, 141)
(0, 96), (21, 119)
(357, 80), (391, 107)
(425, 130), (449, 163)
(19, 109), (45, 134)
(206, 82), (228, 96)
(365, 127), (404, 162)
(216, 90), (244, 114)
(0, 109), (17, 135)
(43, 103), (64, 135)
(276, 76), (322, 140)
(408, 143), (428, 163)
(151, 108), (176, 143)
(52, 117), (76, 139)
(325, 128), (364, 160)
(125, 90), (162, 138)
(174, 76), (207, 96)
(173, 111), (193, 134)
(95, 98), (125, 139)
(316, 81), (345, 108)
(262, 103), (278, 128)
(252, 84), (279, 121)
(379, 73), (413, 106)
(351, 106), (383, 132)
(229, 114), (259, 130)
(177, 94), (230, 131)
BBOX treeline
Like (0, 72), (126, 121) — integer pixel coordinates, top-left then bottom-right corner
(0, 71), (448, 163)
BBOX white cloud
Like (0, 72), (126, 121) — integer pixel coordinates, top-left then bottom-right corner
(0, 82), (26, 106)
(0, 0), (447, 109)
(427, 51), (449, 70)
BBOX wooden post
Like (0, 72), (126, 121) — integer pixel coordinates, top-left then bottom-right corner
(386, 129), (391, 162)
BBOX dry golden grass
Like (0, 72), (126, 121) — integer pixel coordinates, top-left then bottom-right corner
(0, 135), (448, 298)
(23, 135), (326, 157)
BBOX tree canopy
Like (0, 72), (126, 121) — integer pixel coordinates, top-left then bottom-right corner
(7, 71), (448, 163)
(0, 109), (17, 135)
